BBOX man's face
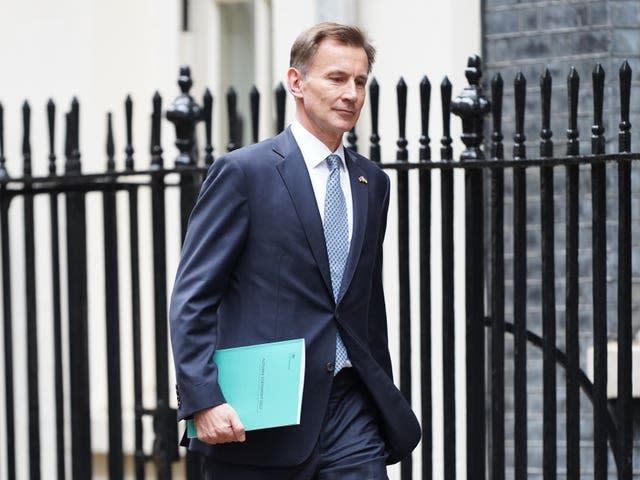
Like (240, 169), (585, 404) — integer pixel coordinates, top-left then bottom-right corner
(289, 38), (369, 150)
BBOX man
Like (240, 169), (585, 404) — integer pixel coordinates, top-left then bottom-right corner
(170, 22), (421, 479)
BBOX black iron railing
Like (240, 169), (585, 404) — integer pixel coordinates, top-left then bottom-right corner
(0, 56), (637, 480)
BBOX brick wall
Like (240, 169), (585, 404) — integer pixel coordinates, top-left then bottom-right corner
(481, 1), (640, 478)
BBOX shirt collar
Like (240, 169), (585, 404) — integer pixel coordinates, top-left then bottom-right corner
(290, 119), (346, 170)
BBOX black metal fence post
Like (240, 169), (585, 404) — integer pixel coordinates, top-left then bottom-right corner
(0, 191), (14, 480)
(540, 67), (558, 480)
(439, 76), (456, 480)
(64, 98), (93, 480)
(0, 101), (17, 480)
(167, 67), (203, 238)
(395, 76), (413, 480)
(617, 60), (633, 480)
(489, 72), (505, 480)
(418, 75), (432, 480)
(166, 67), (206, 480)
(103, 111), (124, 480)
(46, 98), (66, 480)
(513, 70), (529, 480)
(451, 55), (490, 480)
(590, 63), (608, 480)
(564, 66), (580, 480)
(150, 132), (174, 480)
(22, 101), (42, 480)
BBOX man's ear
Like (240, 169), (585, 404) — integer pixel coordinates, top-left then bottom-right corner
(287, 67), (304, 99)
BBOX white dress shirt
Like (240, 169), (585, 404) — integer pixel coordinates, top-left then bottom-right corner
(290, 120), (354, 241)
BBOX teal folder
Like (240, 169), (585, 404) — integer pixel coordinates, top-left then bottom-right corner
(187, 338), (305, 437)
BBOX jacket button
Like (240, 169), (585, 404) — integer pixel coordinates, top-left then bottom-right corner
(326, 362), (335, 373)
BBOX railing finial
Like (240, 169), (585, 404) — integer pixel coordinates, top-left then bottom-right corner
(125, 95), (134, 171)
(440, 76), (453, 161)
(22, 101), (32, 177)
(47, 99), (57, 176)
(166, 65), (203, 166)
(619, 60), (632, 153)
(369, 77), (380, 163)
(275, 82), (286, 134)
(419, 75), (431, 162)
(65, 97), (82, 174)
(106, 112), (115, 172)
(451, 55), (491, 161)
(203, 88), (214, 165)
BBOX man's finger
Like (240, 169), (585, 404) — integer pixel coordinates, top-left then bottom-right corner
(229, 414), (246, 442)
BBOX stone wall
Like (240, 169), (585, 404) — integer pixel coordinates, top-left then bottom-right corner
(481, 0), (640, 478)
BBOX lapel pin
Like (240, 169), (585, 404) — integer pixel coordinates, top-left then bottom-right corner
(358, 176), (368, 184)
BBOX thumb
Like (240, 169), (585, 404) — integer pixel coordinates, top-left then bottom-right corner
(228, 410), (246, 442)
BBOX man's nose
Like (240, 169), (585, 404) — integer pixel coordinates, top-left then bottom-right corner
(341, 80), (358, 100)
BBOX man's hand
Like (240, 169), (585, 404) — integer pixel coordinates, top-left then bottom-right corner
(194, 403), (246, 444)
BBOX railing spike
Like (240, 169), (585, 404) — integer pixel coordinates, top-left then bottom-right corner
(106, 113), (115, 172)
(47, 99), (57, 176)
(71, 97), (80, 152)
(275, 82), (286, 134)
(22, 101), (32, 177)
(419, 75), (431, 162)
(396, 77), (408, 161)
(591, 64), (605, 154)
(151, 91), (164, 170)
(440, 76), (452, 161)
(226, 87), (238, 152)
(491, 73), (504, 160)
(65, 97), (82, 174)
(566, 67), (580, 156)
(369, 77), (380, 163)
(250, 85), (259, 145)
(203, 88), (214, 165)
(346, 126), (358, 152)
(64, 111), (72, 161)
(619, 60), (632, 153)
(514, 72), (526, 160)
(540, 68), (553, 158)
(125, 95), (134, 171)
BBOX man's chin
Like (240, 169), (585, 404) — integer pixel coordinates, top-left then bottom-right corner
(334, 119), (357, 134)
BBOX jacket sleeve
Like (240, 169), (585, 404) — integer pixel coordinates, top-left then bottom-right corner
(169, 156), (249, 420)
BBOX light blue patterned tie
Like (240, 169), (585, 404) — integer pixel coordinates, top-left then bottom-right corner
(323, 154), (349, 374)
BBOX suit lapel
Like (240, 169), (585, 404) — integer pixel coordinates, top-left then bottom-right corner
(338, 150), (368, 303)
(274, 130), (333, 298)
(274, 131), (369, 305)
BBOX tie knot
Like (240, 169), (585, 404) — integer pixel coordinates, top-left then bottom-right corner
(326, 154), (341, 172)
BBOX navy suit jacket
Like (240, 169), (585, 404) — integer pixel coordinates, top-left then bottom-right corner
(170, 127), (421, 467)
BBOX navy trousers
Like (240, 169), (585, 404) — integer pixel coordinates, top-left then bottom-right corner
(202, 368), (389, 479)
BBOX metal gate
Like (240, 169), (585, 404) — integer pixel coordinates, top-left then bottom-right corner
(1, 57), (636, 479)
